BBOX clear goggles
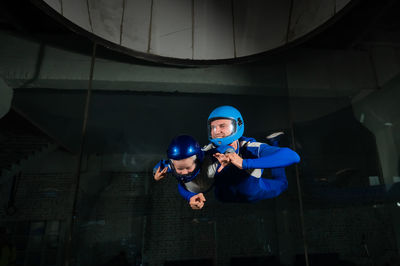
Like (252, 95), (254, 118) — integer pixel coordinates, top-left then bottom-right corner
(208, 118), (237, 139)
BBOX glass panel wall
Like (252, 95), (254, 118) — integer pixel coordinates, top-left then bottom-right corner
(0, 33), (90, 265)
(289, 66), (400, 266)
(1, 20), (400, 266)
(78, 85), (293, 265)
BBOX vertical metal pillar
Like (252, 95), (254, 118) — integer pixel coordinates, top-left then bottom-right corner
(64, 42), (97, 266)
(289, 104), (309, 266)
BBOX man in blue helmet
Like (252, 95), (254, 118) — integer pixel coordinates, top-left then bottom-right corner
(206, 105), (300, 203)
(153, 135), (215, 210)
(154, 106), (300, 208)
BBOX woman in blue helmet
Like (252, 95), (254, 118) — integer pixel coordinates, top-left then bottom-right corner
(153, 135), (215, 210)
(206, 105), (300, 203)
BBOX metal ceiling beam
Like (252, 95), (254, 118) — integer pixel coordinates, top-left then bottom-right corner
(0, 30), (380, 98)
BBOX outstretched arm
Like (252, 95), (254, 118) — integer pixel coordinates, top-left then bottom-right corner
(242, 144), (300, 169)
(177, 182), (197, 201)
(177, 180), (206, 210)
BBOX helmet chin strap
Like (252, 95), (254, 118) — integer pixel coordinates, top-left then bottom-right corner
(215, 141), (237, 154)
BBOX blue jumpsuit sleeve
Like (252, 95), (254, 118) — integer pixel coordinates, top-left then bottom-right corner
(177, 182), (197, 202)
(242, 144), (300, 169)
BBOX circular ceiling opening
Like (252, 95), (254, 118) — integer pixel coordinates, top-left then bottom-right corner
(34, 0), (353, 65)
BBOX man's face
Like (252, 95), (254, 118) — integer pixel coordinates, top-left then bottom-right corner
(210, 119), (234, 139)
(171, 156), (197, 175)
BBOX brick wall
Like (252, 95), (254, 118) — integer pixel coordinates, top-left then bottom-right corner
(303, 205), (397, 264)
(1, 151), (398, 266)
(144, 172), (281, 266)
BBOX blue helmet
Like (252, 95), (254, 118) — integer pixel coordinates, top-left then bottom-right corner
(207, 105), (244, 147)
(167, 135), (204, 183)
